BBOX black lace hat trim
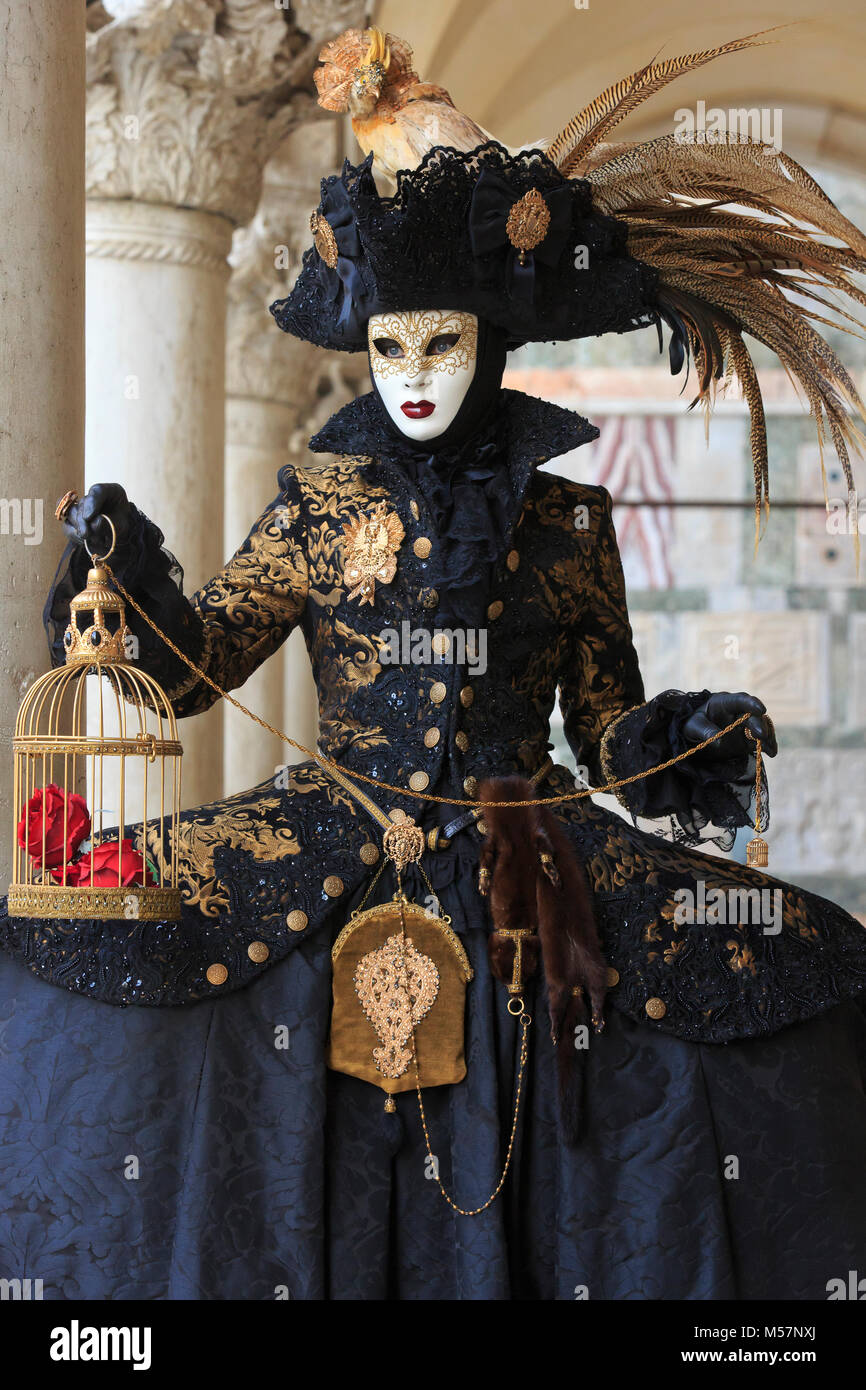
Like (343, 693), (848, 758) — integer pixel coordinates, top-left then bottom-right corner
(270, 141), (658, 352)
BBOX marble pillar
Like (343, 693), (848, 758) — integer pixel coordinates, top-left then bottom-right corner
(222, 120), (367, 792)
(0, 1), (86, 882)
(223, 397), (301, 792)
(85, 200), (232, 810)
(83, 0), (363, 810)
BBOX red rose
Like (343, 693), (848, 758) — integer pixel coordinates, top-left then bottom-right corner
(64, 839), (154, 888)
(17, 783), (91, 870)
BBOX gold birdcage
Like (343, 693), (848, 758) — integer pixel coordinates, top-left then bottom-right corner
(8, 524), (182, 920)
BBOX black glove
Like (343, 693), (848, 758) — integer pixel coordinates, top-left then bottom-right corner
(61, 483), (134, 561)
(683, 691), (777, 759)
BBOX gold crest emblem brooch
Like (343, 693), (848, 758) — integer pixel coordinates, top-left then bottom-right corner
(342, 500), (405, 605)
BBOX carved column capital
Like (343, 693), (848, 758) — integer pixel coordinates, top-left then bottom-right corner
(226, 120), (343, 406)
(86, 0), (364, 226)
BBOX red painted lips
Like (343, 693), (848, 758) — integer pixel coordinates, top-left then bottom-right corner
(401, 400), (435, 419)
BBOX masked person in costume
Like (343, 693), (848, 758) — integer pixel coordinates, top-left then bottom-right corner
(2, 29), (866, 1301)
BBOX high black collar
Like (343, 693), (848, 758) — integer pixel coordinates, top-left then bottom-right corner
(297, 388), (599, 557)
(306, 387), (598, 474)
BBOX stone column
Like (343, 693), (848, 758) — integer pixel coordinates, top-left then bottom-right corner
(84, 0), (364, 811)
(86, 200), (232, 811)
(223, 120), (370, 791)
(0, 2), (86, 883)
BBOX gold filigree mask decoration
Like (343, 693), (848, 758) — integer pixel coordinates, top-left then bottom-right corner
(368, 309), (478, 380)
(354, 934), (440, 1079)
(342, 499), (405, 605)
(368, 309), (480, 443)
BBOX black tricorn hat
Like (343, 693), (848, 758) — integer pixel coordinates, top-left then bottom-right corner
(270, 141), (658, 352)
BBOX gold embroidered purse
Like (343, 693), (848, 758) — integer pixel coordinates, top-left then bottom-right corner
(327, 895), (473, 1096)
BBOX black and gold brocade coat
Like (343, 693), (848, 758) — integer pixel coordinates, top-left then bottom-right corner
(8, 391), (866, 1039)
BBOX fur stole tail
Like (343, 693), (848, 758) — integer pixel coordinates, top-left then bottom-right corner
(477, 776), (608, 1143)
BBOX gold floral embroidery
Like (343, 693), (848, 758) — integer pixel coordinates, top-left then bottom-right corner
(725, 940), (759, 976)
(354, 934), (440, 1078)
(136, 764), (359, 917)
(342, 500), (405, 605)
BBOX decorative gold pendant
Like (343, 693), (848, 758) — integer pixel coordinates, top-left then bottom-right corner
(506, 187), (551, 266)
(310, 210), (339, 269)
(342, 500), (405, 606)
(744, 729), (769, 869)
(382, 812), (424, 872)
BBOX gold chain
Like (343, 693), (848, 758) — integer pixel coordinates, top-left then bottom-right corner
(391, 875), (531, 1216)
(104, 565), (751, 811)
(411, 1008), (531, 1216)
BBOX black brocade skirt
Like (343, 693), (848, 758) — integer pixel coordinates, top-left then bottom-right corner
(1, 836), (865, 1301)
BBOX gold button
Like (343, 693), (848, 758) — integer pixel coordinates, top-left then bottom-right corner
(430, 680), (447, 703)
(424, 727), (440, 748)
(459, 686), (474, 707)
(506, 550), (520, 572)
(324, 875), (344, 897)
(463, 776), (478, 796)
(606, 966), (620, 988)
(487, 600), (504, 620)
(410, 500), (420, 519)
(413, 537), (432, 559)
(409, 770), (429, 792)
(455, 731), (469, 752)
(389, 807), (407, 822)
(206, 963), (228, 986)
(359, 842), (379, 865)
(645, 996), (666, 1020)
(286, 909), (308, 932)
(248, 941), (269, 964)
(432, 632), (450, 656)
(476, 819), (488, 835)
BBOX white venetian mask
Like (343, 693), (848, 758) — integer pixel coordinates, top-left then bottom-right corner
(368, 309), (479, 442)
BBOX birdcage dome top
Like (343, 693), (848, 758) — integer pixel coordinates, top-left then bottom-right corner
(64, 561), (133, 665)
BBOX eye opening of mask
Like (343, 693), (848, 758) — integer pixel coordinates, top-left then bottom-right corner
(425, 332), (461, 356)
(373, 337), (404, 359)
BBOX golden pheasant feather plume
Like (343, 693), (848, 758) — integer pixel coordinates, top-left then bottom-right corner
(582, 132), (866, 554)
(547, 27), (785, 176)
(542, 33), (866, 558)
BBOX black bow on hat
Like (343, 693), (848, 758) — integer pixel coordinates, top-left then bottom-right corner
(468, 168), (574, 303)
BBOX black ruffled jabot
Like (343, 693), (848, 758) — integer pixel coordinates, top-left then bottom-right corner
(399, 438), (512, 628)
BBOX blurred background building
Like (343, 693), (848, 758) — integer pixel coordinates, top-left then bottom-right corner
(1, 0), (864, 913)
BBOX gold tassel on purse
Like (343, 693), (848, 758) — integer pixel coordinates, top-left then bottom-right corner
(745, 732), (769, 869)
